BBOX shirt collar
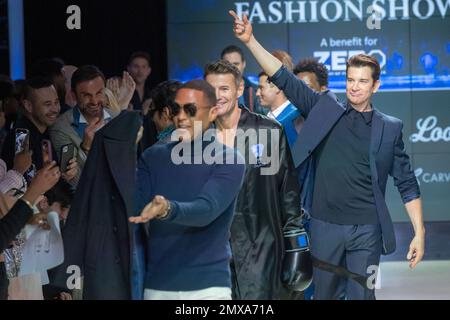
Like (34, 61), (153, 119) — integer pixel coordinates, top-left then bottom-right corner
(78, 108), (112, 124)
(267, 100), (291, 119)
(157, 125), (175, 141)
(345, 102), (373, 125)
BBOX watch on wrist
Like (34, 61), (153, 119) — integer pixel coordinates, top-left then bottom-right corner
(157, 199), (171, 220)
(20, 198), (34, 210)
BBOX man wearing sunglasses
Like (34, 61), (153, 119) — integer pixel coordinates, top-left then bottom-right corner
(131, 80), (245, 300)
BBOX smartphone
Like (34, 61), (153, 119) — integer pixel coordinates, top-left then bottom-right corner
(60, 143), (75, 173)
(15, 128), (30, 154)
(42, 139), (53, 163)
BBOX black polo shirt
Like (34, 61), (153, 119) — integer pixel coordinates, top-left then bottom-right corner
(312, 103), (379, 225)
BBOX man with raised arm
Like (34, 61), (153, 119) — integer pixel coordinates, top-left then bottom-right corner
(229, 10), (425, 300)
(205, 60), (311, 300)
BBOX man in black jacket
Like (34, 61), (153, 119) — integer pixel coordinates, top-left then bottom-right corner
(205, 60), (310, 300)
(221, 45), (269, 115)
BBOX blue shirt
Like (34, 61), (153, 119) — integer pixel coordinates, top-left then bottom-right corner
(273, 102), (301, 148)
(273, 103), (313, 216)
(136, 138), (245, 291)
(71, 106), (112, 139)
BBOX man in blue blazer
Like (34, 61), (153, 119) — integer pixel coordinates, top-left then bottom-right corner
(230, 11), (425, 300)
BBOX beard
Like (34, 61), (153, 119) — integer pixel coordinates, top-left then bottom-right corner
(82, 104), (103, 119)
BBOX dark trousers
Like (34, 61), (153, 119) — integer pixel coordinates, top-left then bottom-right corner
(310, 218), (382, 300)
(0, 262), (9, 300)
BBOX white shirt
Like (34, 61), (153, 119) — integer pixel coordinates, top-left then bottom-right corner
(79, 108), (112, 127)
(267, 100), (291, 120)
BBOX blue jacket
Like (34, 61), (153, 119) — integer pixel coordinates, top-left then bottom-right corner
(275, 103), (301, 147)
(270, 66), (420, 255)
(274, 103), (313, 215)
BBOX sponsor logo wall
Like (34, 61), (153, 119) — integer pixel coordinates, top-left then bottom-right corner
(167, 0), (450, 222)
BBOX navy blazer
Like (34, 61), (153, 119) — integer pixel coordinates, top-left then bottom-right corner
(270, 66), (420, 255)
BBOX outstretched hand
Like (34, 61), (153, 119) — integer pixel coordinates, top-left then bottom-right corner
(129, 195), (169, 224)
(229, 10), (253, 44)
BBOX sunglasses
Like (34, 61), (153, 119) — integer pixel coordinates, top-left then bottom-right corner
(171, 102), (198, 117)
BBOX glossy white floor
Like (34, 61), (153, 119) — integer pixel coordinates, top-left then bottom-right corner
(375, 261), (450, 300)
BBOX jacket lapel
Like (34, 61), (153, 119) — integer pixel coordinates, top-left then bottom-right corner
(371, 110), (384, 153)
(290, 93), (345, 167)
(101, 112), (141, 218)
(369, 110), (385, 182)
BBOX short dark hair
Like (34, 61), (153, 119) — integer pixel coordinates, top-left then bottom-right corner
(45, 180), (74, 209)
(71, 65), (105, 93)
(221, 45), (245, 62)
(293, 58), (329, 87)
(346, 54), (381, 82)
(24, 77), (55, 101)
(149, 80), (182, 117)
(204, 60), (243, 88)
(30, 58), (64, 80)
(179, 80), (217, 107)
(257, 71), (275, 88)
(128, 51), (151, 67)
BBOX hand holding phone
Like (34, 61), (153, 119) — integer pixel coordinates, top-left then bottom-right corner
(13, 149), (33, 175)
(15, 128), (30, 155)
(42, 139), (53, 163)
(60, 143), (75, 173)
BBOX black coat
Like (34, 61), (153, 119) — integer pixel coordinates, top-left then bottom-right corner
(230, 106), (302, 300)
(53, 111), (141, 300)
(0, 200), (33, 252)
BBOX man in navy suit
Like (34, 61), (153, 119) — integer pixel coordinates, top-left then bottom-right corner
(230, 11), (425, 300)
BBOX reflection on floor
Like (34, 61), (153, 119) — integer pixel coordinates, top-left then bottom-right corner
(376, 261), (450, 300)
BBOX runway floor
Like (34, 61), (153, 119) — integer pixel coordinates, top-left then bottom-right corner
(376, 260), (450, 300)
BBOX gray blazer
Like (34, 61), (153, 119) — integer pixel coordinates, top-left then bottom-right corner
(49, 107), (119, 187)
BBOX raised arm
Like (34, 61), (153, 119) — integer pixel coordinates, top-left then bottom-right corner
(229, 10), (282, 77)
(229, 10), (320, 116)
